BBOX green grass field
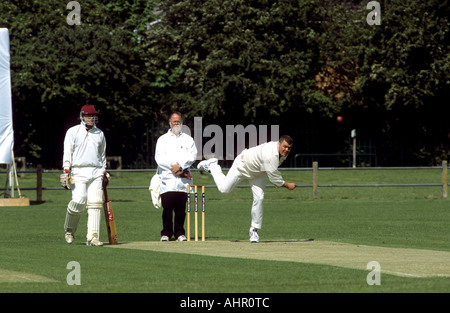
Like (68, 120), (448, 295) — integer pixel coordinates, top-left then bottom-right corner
(1, 167), (450, 296)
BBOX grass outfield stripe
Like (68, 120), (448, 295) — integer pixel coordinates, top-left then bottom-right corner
(1, 169), (449, 292)
(107, 240), (450, 278)
(0, 268), (58, 283)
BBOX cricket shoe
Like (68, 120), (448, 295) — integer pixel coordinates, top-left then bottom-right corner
(249, 227), (259, 243)
(177, 235), (187, 241)
(87, 234), (103, 246)
(65, 232), (74, 244)
(160, 235), (170, 242)
(197, 158), (218, 173)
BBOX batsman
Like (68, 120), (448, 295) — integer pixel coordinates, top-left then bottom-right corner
(60, 105), (109, 246)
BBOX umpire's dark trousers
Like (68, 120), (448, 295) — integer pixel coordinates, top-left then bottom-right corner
(161, 191), (188, 239)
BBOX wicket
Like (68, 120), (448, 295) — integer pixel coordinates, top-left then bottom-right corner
(187, 185), (205, 241)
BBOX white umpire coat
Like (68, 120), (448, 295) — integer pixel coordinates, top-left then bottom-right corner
(155, 130), (197, 194)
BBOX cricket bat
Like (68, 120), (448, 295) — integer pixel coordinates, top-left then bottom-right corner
(102, 177), (118, 245)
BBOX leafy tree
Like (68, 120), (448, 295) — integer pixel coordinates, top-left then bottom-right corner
(1, 0), (448, 166)
(272, 0), (450, 164)
(146, 0), (334, 125)
(324, 0), (450, 164)
(0, 0), (158, 166)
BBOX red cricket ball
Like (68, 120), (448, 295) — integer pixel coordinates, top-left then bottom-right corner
(336, 116), (343, 123)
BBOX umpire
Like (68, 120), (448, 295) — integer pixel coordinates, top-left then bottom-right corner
(155, 112), (197, 241)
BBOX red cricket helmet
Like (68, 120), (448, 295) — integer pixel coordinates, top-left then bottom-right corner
(80, 105), (97, 115)
(80, 105), (98, 128)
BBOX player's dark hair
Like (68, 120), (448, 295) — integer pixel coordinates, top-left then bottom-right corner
(279, 135), (293, 145)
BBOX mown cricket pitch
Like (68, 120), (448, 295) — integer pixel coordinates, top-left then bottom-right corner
(108, 240), (450, 278)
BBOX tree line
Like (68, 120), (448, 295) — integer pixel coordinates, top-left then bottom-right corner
(0, 0), (448, 168)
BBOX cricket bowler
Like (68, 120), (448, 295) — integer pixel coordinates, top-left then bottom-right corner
(61, 104), (108, 246)
(197, 135), (296, 243)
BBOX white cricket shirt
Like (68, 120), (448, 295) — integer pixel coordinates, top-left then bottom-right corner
(63, 124), (107, 170)
(240, 141), (287, 187)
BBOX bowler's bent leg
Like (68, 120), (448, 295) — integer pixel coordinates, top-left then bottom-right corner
(209, 161), (242, 194)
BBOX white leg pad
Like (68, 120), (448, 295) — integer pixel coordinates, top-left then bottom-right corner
(64, 201), (86, 233)
(87, 189), (103, 240)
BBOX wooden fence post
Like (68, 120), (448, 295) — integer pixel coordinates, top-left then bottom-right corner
(442, 160), (448, 199)
(36, 164), (42, 202)
(312, 161), (318, 199)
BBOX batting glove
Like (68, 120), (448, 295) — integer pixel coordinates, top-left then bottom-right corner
(103, 171), (111, 186)
(60, 171), (72, 190)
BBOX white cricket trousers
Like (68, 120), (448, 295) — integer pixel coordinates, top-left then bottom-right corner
(209, 155), (266, 229)
(64, 167), (105, 240)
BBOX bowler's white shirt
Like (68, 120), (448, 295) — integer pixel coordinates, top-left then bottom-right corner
(63, 124), (107, 170)
(155, 130), (197, 193)
(240, 141), (287, 187)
